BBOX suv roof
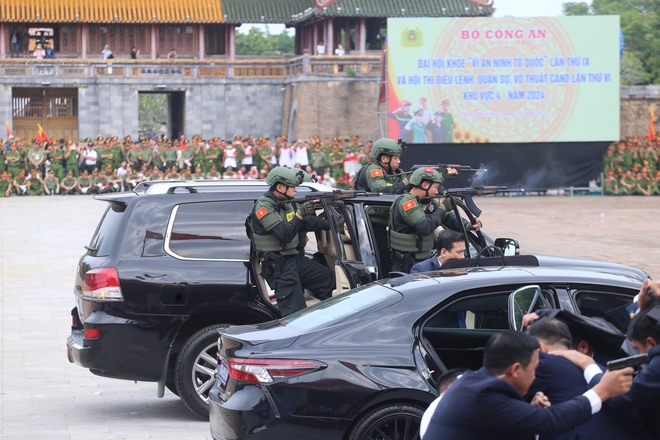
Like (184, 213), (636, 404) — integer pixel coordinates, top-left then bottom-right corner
(134, 180), (335, 195)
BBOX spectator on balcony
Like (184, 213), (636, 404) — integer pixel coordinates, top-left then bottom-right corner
(10, 29), (20, 58)
(334, 44), (345, 56)
(44, 43), (55, 59)
(316, 41), (326, 55)
(21, 29), (30, 57)
(102, 45), (114, 59)
(168, 48), (178, 61)
(33, 45), (45, 60)
(130, 46), (140, 59)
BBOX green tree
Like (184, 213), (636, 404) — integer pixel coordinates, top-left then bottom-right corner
(235, 27), (295, 56)
(563, 0), (660, 84)
(563, 2), (591, 15)
(139, 94), (168, 138)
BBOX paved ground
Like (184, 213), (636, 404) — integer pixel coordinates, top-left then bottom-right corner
(0, 194), (658, 439)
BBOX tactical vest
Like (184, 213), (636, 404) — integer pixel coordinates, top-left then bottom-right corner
(388, 194), (434, 260)
(246, 197), (300, 255)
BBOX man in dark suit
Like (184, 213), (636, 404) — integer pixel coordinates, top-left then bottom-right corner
(525, 318), (650, 440)
(411, 229), (465, 274)
(422, 331), (633, 440)
(557, 299), (660, 440)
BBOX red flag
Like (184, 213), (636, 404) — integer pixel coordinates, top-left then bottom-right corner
(5, 118), (10, 139)
(649, 105), (656, 141)
(37, 124), (51, 144)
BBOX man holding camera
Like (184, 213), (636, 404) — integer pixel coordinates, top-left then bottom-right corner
(246, 167), (335, 316)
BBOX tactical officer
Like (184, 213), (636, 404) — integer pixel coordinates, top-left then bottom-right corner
(354, 138), (408, 274)
(389, 167), (481, 273)
(247, 167), (335, 316)
(354, 137), (406, 193)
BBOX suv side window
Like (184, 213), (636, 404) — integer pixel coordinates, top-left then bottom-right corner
(165, 201), (251, 261)
(89, 203), (125, 257)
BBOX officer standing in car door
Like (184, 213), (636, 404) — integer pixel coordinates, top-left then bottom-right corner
(388, 168), (449, 273)
(247, 167), (335, 316)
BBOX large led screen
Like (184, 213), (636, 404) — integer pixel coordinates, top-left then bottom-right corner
(387, 16), (620, 143)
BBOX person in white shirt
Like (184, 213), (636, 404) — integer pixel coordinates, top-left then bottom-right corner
(316, 41), (326, 55)
(420, 368), (466, 438)
(335, 44), (345, 56)
(82, 143), (98, 175)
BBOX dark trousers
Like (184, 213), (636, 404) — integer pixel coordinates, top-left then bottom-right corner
(391, 251), (419, 274)
(272, 255), (335, 317)
(372, 224), (394, 276)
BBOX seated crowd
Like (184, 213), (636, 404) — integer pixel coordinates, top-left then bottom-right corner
(603, 134), (660, 196)
(0, 134), (375, 197)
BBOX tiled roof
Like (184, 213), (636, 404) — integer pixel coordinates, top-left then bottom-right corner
(222, 0), (310, 24)
(0, 0), (224, 24)
(222, 0), (491, 24)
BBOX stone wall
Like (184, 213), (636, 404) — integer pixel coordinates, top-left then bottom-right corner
(2, 74), (660, 143)
(620, 86), (660, 139)
(282, 76), (379, 141)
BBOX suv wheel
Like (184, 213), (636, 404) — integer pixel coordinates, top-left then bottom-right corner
(348, 403), (424, 440)
(174, 325), (224, 419)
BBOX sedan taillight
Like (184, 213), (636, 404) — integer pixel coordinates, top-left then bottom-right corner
(82, 267), (124, 301)
(227, 359), (325, 384)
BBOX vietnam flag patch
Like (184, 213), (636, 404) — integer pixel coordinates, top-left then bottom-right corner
(402, 199), (418, 211)
(424, 167), (434, 173)
(256, 207), (268, 219)
(370, 169), (383, 178)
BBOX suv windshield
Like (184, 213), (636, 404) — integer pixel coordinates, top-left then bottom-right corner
(280, 285), (403, 332)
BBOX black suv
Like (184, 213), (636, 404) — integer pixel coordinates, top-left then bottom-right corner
(67, 180), (648, 418)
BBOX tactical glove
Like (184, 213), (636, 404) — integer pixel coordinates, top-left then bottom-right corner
(297, 201), (314, 217)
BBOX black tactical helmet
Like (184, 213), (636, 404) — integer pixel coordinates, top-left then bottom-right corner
(266, 167), (304, 187)
(372, 138), (403, 159)
(408, 167), (444, 186)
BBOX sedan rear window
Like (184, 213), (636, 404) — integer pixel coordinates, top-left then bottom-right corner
(281, 285), (402, 331)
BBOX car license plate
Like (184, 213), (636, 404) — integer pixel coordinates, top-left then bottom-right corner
(217, 361), (229, 385)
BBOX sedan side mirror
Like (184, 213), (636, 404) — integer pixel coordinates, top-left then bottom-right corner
(508, 285), (549, 331)
(494, 238), (520, 256)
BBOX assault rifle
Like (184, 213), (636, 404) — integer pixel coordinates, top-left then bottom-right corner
(442, 186), (523, 217)
(277, 189), (374, 205)
(392, 163), (484, 177)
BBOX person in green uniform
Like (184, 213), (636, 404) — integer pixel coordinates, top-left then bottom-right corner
(637, 168), (657, 196)
(63, 141), (80, 177)
(192, 140), (206, 171)
(10, 170), (27, 195)
(246, 167), (334, 316)
(27, 142), (45, 174)
(180, 142), (195, 171)
(44, 169), (60, 195)
(25, 170), (47, 196)
(326, 145), (343, 180)
(619, 169), (637, 195)
(0, 172), (13, 197)
(5, 143), (23, 178)
(163, 142), (178, 171)
(310, 145), (329, 176)
(440, 100), (455, 143)
(99, 142), (114, 170)
(257, 141), (273, 171)
(61, 171), (81, 195)
(138, 141), (154, 170)
(49, 141), (65, 180)
(206, 164), (221, 180)
(603, 171), (620, 196)
(77, 170), (93, 194)
(149, 167), (164, 181)
(192, 165), (205, 180)
(125, 142), (140, 170)
(204, 141), (221, 174)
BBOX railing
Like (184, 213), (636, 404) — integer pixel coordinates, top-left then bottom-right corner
(0, 54), (381, 79)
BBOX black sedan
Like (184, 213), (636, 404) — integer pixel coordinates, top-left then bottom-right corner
(209, 266), (643, 440)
